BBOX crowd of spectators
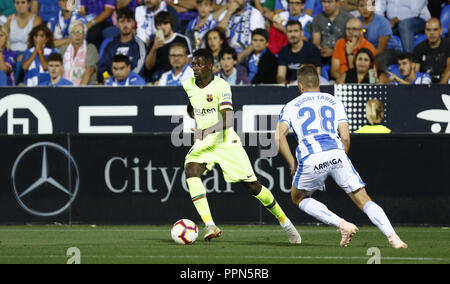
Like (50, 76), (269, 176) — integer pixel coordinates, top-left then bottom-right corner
(0, 0), (449, 87)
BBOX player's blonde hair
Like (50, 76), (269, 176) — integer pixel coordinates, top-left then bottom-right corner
(0, 25), (10, 50)
(366, 99), (384, 125)
(297, 65), (319, 88)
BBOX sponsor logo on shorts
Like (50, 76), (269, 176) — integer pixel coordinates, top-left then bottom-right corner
(313, 158), (343, 174)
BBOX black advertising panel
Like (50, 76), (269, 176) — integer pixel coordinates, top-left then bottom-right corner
(0, 133), (449, 225)
(0, 135), (72, 223)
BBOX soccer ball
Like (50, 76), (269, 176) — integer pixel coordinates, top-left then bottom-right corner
(171, 219), (199, 245)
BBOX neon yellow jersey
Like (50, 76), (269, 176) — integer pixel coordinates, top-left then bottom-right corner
(354, 124), (391, 134)
(182, 76), (233, 130)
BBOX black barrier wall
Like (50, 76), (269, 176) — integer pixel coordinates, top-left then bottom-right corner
(1, 133), (449, 225)
(0, 85), (449, 134)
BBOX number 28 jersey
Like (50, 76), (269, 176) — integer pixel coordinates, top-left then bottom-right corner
(279, 92), (349, 160)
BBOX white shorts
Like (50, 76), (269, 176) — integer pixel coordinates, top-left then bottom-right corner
(292, 149), (366, 194)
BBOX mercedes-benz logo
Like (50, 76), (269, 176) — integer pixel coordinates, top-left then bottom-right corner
(11, 142), (80, 217)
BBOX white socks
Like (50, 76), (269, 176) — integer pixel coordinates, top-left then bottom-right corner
(363, 201), (395, 238)
(299, 198), (396, 239)
(299, 198), (342, 227)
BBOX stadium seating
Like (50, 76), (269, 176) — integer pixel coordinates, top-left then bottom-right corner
(391, 35), (403, 51)
(441, 5), (450, 37)
(99, 37), (114, 59)
(321, 63), (330, 81)
(393, 34), (428, 52)
(413, 33), (427, 49)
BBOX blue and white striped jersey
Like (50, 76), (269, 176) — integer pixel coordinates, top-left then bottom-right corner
(279, 92), (348, 160)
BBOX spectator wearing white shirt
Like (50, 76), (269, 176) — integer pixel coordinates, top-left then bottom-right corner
(135, 0), (179, 46)
(375, 0), (431, 53)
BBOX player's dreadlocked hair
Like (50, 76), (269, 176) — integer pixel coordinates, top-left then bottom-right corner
(193, 48), (214, 65)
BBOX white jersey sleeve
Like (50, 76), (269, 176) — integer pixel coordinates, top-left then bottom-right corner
(279, 92), (348, 160)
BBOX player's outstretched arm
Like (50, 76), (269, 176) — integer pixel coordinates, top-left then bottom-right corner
(338, 122), (351, 154)
(276, 122), (297, 176)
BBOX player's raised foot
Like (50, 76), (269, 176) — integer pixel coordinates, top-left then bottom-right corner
(388, 234), (408, 248)
(282, 220), (302, 244)
(204, 224), (222, 241)
(338, 219), (358, 247)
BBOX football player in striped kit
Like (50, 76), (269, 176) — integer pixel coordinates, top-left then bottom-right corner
(276, 65), (408, 248)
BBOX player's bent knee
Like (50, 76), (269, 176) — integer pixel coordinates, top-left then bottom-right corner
(291, 195), (301, 206)
(242, 180), (261, 196)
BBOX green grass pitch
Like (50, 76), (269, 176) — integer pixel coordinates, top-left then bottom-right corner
(0, 225), (449, 264)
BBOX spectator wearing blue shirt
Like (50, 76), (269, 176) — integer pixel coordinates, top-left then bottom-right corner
(274, 0), (289, 13)
(273, 0), (323, 17)
(97, 8), (146, 83)
(156, 42), (194, 86)
(0, 25), (17, 86)
(47, 0), (86, 48)
(274, 0), (324, 17)
(274, 0), (314, 41)
(21, 24), (57, 86)
(104, 54), (146, 86)
(40, 52), (74, 86)
(185, 0), (225, 51)
(358, 0), (402, 71)
(388, 52), (431, 84)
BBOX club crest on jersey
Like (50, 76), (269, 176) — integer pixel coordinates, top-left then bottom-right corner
(206, 94), (213, 102)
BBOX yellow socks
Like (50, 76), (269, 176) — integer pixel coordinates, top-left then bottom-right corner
(187, 178), (286, 226)
(186, 177), (213, 224)
(254, 186), (287, 224)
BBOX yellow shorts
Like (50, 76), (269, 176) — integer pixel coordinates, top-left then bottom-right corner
(184, 128), (257, 183)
